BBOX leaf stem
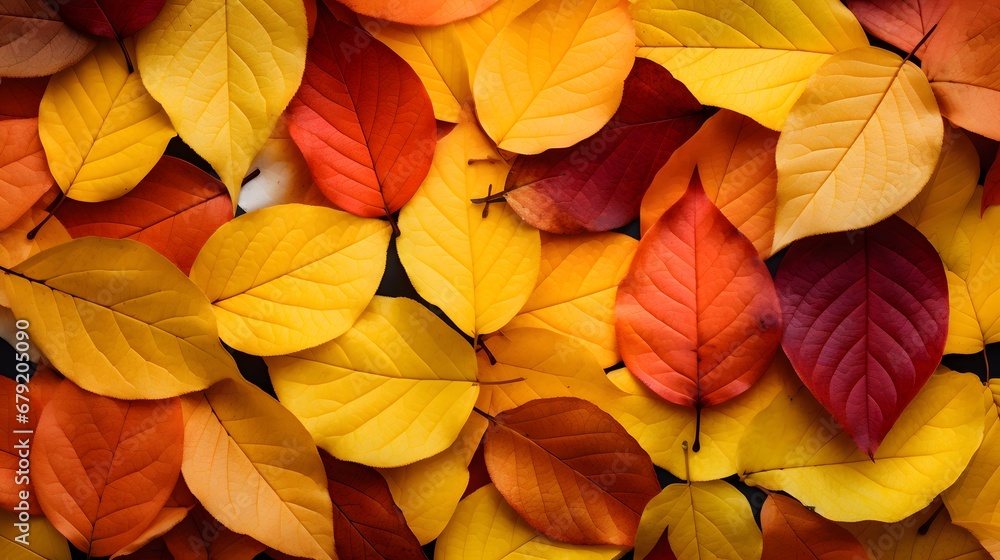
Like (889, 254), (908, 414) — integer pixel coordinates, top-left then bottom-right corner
(692, 406), (702, 453)
(903, 23), (938, 63)
(681, 441), (692, 483)
(383, 203), (400, 237)
(115, 33), (134, 74)
(917, 503), (945, 535)
(476, 335), (497, 365)
(470, 186), (508, 206)
(27, 192), (66, 240)
(478, 377), (525, 386)
(472, 407), (497, 423)
(241, 168), (261, 186)
(985, 348), (991, 381)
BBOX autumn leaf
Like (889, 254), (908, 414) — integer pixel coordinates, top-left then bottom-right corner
(616, 172), (781, 409)
(181, 377), (335, 560)
(738, 371), (984, 523)
(473, 0), (636, 154)
(436, 484), (628, 559)
(984, 145), (1000, 216)
(0, 509), (70, 560)
(0, 366), (60, 514)
(39, 38), (175, 203)
(843, 501), (992, 560)
(484, 397), (661, 546)
(33, 381), (183, 557)
(0, 118), (53, 232)
(635, 480), (762, 560)
(776, 216), (949, 455)
(502, 232), (637, 368)
(114, 479), (196, 559)
(922, 0), (1000, 141)
(0, 0), (95, 77)
(640, 109), (779, 258)
(58, 0), (166, 40)
(189, 203), (390, 356)
(396, 113), (540, 338)
(631, 0), (869, 129)
(0, 207), (70, 308)
(0, 76), (48, 119)
(238, 116), (333, 212)
(287, 6), (436, 220)
(845, 0), (950, 53)
(761, 493), (868, 560)
(452, 0), (537, 77)
(135, 0), (308, 203)
(772, 46), (943, 251)
(338, 0), (501, 26)
(56, 156), (231, 274)
(161, 503), (267, 560)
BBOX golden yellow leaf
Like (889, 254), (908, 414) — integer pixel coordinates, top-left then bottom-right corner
(503, 232), (636, 367)
(436, 484), (628, 559)
(1, 237), (235, 399)
(39, 39), (175, 203)
(267, 296), (479, 468)
(136, 0), (308, 203)
(379, 414), (488, 545)
(944, 380), (1000, 557)
(844, 502), (991, 560)
(0, 207), (70, 308)
(0, 510), (70, 560)
(473, 0), (635, 154)
(634, 480), (762, 560)
(397, 114), (540, 338)
(453, 0), (538, 77)
(631, 0), (868, 130)
(189, 203), (390, 356)
(772, 46), (943, 251)
(738, 371), (984, 523)
(181, 377), (335, 560)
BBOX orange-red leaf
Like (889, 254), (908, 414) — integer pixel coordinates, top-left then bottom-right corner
(335, 0), (501, 26)
(484, 397), (660, 547)
(617, 172), (782, 408)
(287, 6), (436, 219)
(323, 453), (423, 560)
(0, 77), (48, 120)
(162, 503), (267, 560)
(0, 366), (61, 514)
(640, 109), (779, 258)
(845, 0), (950, 53)
(762, 493), (868, 560)
(56, 156), (232, 274)
(0, 118), (54, 231)
(33, 381), (183, 558)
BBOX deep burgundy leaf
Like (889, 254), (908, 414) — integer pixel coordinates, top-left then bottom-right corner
(501, 58), (707, 234)
(775, 216), (948, 456)
(0, 77), (48, 120)
(983, 146), (1000, 216)
(58, 0), (166, 39)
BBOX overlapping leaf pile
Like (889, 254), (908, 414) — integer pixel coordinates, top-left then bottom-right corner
(1, 0), (1000, 559)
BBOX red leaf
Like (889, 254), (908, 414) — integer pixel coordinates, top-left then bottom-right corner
(287, 6), (436, 220)
(775, 216), (949, 456)
(56, 156), (232, 274)
(58, 0), (167, 39)
(322, 453), (424, 560)
(0, 366), (61, 514)
(0, 117), (54, 231)
(761, 493), (868, 560)
(845, 0), (950, 53)
(983, 146), (1000, 216)
(616, 172), (782, 408)
(502, 59), (706, 234)
(0, 77), (49, 120)
(484, 397), (661, 547)
(162, 503), (267, 560)
(34, 381), (184, 557)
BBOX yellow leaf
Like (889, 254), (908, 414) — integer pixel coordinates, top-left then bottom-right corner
(844, 502), (991, 560)
(453, 0), (538, 77)
(38, 39), (175, 203)
(238, 116), (332, 212)
(436, 484), (628, 559)
(0, 207), (70, 308)
(944, 380), (1000, 557)
(397, 115), (540, 338)
(379, 414), (488, 544)
(267, 296), (479, 468)
(473, 0), (635, 154)
(738, 371), (984, 522)
(189, 203), (390, 356)
(0, 238), (235, 399)
(634, 480), (762, 560)
(0, 510), (70, 560)
(364, 19), (471, 123)
(136, 0), (308, 203)
(182, 378), (335, 560)
(772, 46), (943, 251)
(631, 0), (868, 130)
(503, 232), (636, 367)
(946, 270), (985, 355)
(605, 356), (789, 482)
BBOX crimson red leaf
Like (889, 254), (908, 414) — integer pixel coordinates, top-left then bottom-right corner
(484, 397), (660, 547)
(57, 0), (166, 39)
(0, 77), (48, 120)
(56, 156), (232, 274)
(322, 453), (424, 560)
(501, 58), (706, 234)
(287, 5), (436, 220)
(983, 145), (1000, 216)
(845, 0), (950, 53)
(616, 172), (782, 409)
(775, 216), (949, 456)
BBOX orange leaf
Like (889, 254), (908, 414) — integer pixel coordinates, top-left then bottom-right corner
(0, 118), (54, 231)
(0, 366), (61, 514)
(33, 381), (183, 557)
(640, 109), (778, 258)
(56, 156), (232, 274)
(162, 503), (267, 560)
(483, 397), (661, 547)
(762, 493), (868, 560)
(335, 0), (502, 26)
(111, 478), (197, 559)
(618, 172), (782, 408)
(845, 0), (950, 53)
